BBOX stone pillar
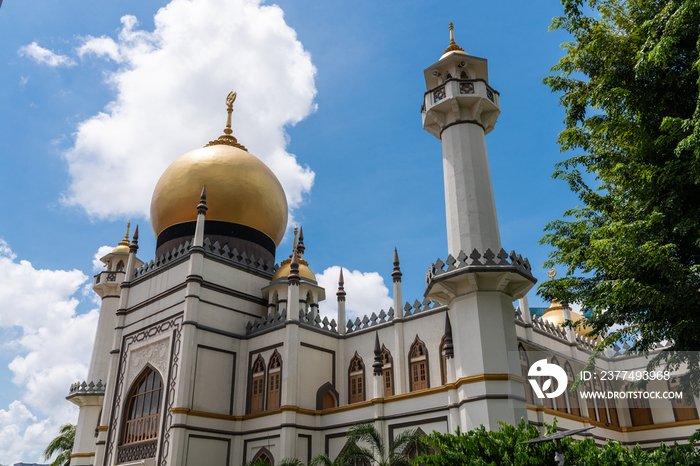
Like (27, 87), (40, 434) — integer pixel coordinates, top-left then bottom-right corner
(391, 249), (405, 394)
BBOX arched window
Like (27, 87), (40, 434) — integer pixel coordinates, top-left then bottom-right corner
(583, 380), (596, 420)
(316, 382), (339, 410)
(380, 347), (393, 397)
(250, 356), (266, 414)
(122, 367), (162, 445)
(592, 377), (608, 424)
(605, 380), (619, 426)
(409, 338), (429, 391)
(349, 354), (365, 404)
(252, 447), (274, 466)
(627, 383), (653, 426)
(669, 376), (698, 421)
(116, 260), (125, 272)
(267, 351), (282, 410)
(518, 345), (533, 404)
(551, 357), (567, 413)
(564, 362), (580, 416)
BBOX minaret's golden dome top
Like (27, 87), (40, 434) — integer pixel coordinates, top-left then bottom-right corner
(150, 92), (288, 247)
(272, 226), (316, 281)
(111, 223), (132, 254)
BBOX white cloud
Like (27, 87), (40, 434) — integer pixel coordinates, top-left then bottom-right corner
(62, 0), (317, 237)
(92, 245), (113, 272)
(19, 76), (29, 86)
(18, 42), (76, 67)
(316, 266), (394, 324)
(0, 240), (99, 465)
(77, 35), (121, 62)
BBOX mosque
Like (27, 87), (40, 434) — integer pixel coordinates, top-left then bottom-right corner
(66, 25), (700, 466)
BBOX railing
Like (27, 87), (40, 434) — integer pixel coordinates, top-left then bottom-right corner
(117, 439), (157, 463)
(423, 78), (499, 113)
(123, 413), (159, 445)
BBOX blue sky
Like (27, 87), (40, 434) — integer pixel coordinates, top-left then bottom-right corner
(0, 0), (577, 462)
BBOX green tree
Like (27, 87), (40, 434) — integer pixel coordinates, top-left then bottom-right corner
(539, 0), (700, 386)
(43, 423), (75, 466)
(343, 423), (428, 466)
(416, 419), (700, 465)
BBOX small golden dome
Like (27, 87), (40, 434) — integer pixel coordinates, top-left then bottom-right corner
(112, 223), (131, 254)
(272, 258), (316, 281)
(150, 144), (288, 245)
(540, 300), (600, 341)
(271, 226), (315, 281)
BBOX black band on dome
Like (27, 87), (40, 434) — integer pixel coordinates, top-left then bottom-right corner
(156, 220), (277, 257)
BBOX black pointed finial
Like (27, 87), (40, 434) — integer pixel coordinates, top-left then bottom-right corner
(336, 268), (346, 302)
(297, 226), (305, 257)
(288, 251), (300, 285)
(129, 225), (139, 253)
(197, 184), (208, 214)
(373, 332), (383, 376)
(444, 313), (454, 359)
(392, 247), (402, 283)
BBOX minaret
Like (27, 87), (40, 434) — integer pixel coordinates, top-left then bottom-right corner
(422, 24), (535, 429)
(422, 23), (502, 256)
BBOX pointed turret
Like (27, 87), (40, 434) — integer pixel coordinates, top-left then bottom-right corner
(297, 227), (305, 258)
(444, 313), (454, 359)
(372, 332), (383, 376)
(288, 251), (300, 285)
(391, 247), (402, 283)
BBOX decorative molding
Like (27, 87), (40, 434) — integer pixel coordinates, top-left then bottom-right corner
(104, 315), (183, 466)
(126, 338), (171, 390)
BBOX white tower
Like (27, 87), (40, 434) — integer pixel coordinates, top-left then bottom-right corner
(423, 23), (502, 257)
(423, 24), (536, 429)
(68, 225), (143, 466)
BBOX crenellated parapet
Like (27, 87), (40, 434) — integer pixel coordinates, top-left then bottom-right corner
(424, 247), (537, 304)
(66, 380), (106, 407)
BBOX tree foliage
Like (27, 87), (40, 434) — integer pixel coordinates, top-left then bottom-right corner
(539, 0), (700, 385)
(43, 423), (75, 466)
(343, 423), (429, 466)
(415, 419), (700, 465)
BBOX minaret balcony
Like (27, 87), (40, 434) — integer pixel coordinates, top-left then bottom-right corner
(93, 270), (125, 298)
(422, 78), (501, 138)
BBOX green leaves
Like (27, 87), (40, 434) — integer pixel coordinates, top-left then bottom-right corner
(43, 423), (75, 466)
(415, 419), (700, 465)
(540, 0), (700, 391)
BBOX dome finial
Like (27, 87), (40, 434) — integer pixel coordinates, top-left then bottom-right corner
(205, 91), (248, 151)
(444, 22), (465, 54)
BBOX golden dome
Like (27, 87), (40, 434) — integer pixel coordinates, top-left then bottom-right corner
(112, 223), (131, 254)
(271, 226), (315, 281)
(272, 258), (316, 281)
(540, 300), (600, 341)
(150, 144), (288, 245)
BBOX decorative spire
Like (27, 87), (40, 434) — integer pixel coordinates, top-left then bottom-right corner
(336, 268), (346, 302)
(197, 185), (208, 214)
(288, 251), (300, 285)
(391, 247), (402, 283)
(292, 226), (299, 253)
(444, 313), (454, 359)
(129, 225), (139, 254)
(117, 223), (131, 249)
(443, 22), (465, 54)
(372, 332), (383, 376)
(297, 227), (305, 258)
(205, 91), (248, 151)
